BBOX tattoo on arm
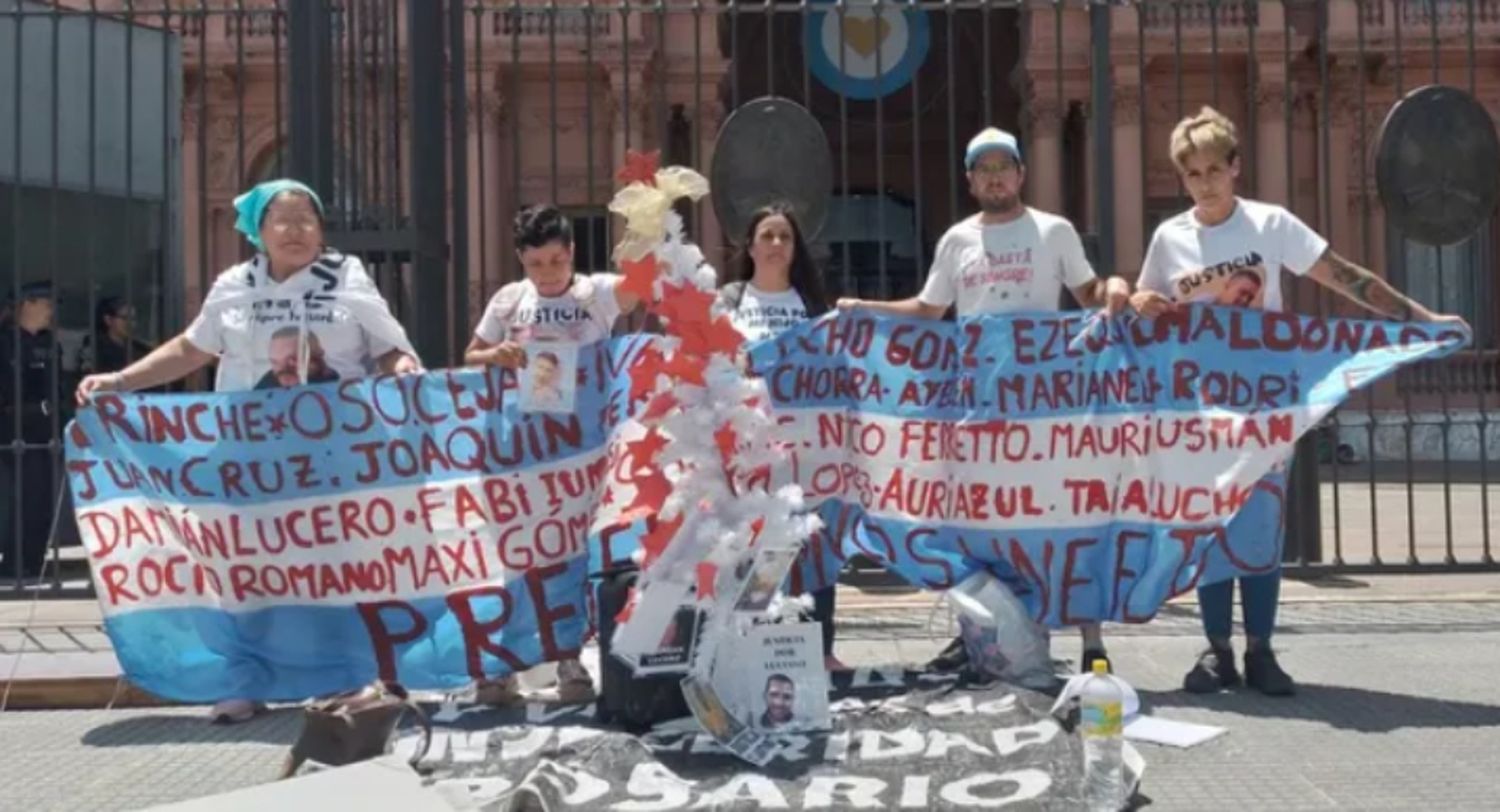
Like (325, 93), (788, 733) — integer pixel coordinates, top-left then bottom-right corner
(1321, 251), (1416, 320)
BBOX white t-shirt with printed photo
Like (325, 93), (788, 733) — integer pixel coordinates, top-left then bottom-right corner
(1138, 198), (1329, 311)
(918, 209), (1098, 317)
(726, 284), (809, 343)
(474, 273), (623, 345)
(184, 252), (416, 393)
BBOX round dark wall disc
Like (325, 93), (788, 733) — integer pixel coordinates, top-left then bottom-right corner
(710, 96), (834, 244)
(1376, 84), (1500, 247)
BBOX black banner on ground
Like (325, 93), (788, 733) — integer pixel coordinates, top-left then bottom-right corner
(400, 669), (1141, 810)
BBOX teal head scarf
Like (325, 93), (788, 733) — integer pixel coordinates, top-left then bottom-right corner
(232, 179), (326, 252)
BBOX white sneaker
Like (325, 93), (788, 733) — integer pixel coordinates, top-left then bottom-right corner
(209, 698), (264, 724)
(474, 675), (524, 707)
(555, 659), (596, 704)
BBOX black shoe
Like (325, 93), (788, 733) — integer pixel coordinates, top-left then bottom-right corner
(1244, 646), (1296, 696)
(1183, 645), (1242, 693)
(1081, 648), (1111, 674)
(924, 635), (969, 673)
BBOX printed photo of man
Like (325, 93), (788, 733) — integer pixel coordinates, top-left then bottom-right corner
(528, 350), (564, 408)
(519, 344), (578, 414)
(255, 326), (340, 389)
(759, 674), (796, 729)
(1214, 268), (1264, 308)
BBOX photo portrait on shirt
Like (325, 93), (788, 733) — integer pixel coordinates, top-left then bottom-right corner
(254, 326), (341, 389)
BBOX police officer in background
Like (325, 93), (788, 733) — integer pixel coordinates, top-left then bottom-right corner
(0, 281), (69, 580)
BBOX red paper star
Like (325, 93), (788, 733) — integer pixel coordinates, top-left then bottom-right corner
(696, 562), (718, 600)
(675, 321), (708, 358)
(619, 254), (661, 305)
(617, 150), (660, 186)
(620, 468), (672, 522)
(703, 316), (745, 356)
(640, 391), (680, 422)
(624, 428), (670, 472)
(628, 345), (668, 402)
(661, 352), (708, 386)
(679, 316), (745, 358)
(640, 513), (685, 568)
(655, 281), (716, 328)
(714, 424), (738, 468)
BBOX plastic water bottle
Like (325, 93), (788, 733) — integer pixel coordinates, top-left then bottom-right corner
(1080, 658), (1125, 811)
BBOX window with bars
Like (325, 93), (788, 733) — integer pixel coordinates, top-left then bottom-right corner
(1388, 226), (1495, 350)
(565, 208), (613, 274)
(1388, 219), (1500, 396)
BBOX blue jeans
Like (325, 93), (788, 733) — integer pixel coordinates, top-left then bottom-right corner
(1199, 466), (1288, 644)
(1198, 568), (1281, 642)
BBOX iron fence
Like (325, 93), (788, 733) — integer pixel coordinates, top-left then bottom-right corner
(2, 0), (1497, 598)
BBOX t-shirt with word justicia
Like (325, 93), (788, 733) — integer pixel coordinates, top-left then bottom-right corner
(1138, 197), (1328, 312)
(918, 209), (1097, 317)
(474, 273), (624, 345)
(725, 283), (809, 343)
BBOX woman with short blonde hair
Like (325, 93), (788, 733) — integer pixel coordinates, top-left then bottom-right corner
(1132, 106), (1467, 697)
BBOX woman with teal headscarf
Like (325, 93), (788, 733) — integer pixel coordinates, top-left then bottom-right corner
(75, 179), (422, 723)
(77, 179), (420, 398)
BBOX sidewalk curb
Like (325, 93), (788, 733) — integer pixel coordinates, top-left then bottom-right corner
(0, 677), (175, 711)
(836, 591), (1500, 609)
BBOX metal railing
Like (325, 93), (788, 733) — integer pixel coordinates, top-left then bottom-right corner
(3, 0), (1497, 599)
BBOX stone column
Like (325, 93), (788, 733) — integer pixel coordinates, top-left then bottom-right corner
(695, 98), (728, 274)
(181, 104), (204, 311)
(607, 71), (653, 178)
(1325, 69), (1365, 264)
(467, 88), (507, 312)
(1255, 81), (1292, 207)
(1112, 82), (1145, 277)
(1024, 95), (1066, 214)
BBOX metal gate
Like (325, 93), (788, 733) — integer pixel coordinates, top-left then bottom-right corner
(3, 0), (1497, 598)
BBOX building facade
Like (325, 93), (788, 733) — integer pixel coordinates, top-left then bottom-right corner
(12, 0), (1499, 462)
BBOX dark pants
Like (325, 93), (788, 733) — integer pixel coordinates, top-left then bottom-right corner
(2, 416), (57, 578)
(1199, 569), (1282, 641)
(810, 585), (837, 657)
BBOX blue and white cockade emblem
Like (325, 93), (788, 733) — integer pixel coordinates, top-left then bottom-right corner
(804, 0), (931, 101)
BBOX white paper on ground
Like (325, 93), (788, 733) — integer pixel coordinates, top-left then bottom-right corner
(1049, 671), (1223, 748)
(1123, 715), (1227, 748)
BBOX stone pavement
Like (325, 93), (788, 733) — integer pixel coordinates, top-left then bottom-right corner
(0, 595), (1497, 810)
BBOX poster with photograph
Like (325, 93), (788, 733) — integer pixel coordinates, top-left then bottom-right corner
(736, 621), (831, 733)
(610, 578), (694, 668)
(680, 673), (777, 766)
(520, 343), (578, 414)
(634, 604), (703, 675)
(731, 546), (801, 614)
